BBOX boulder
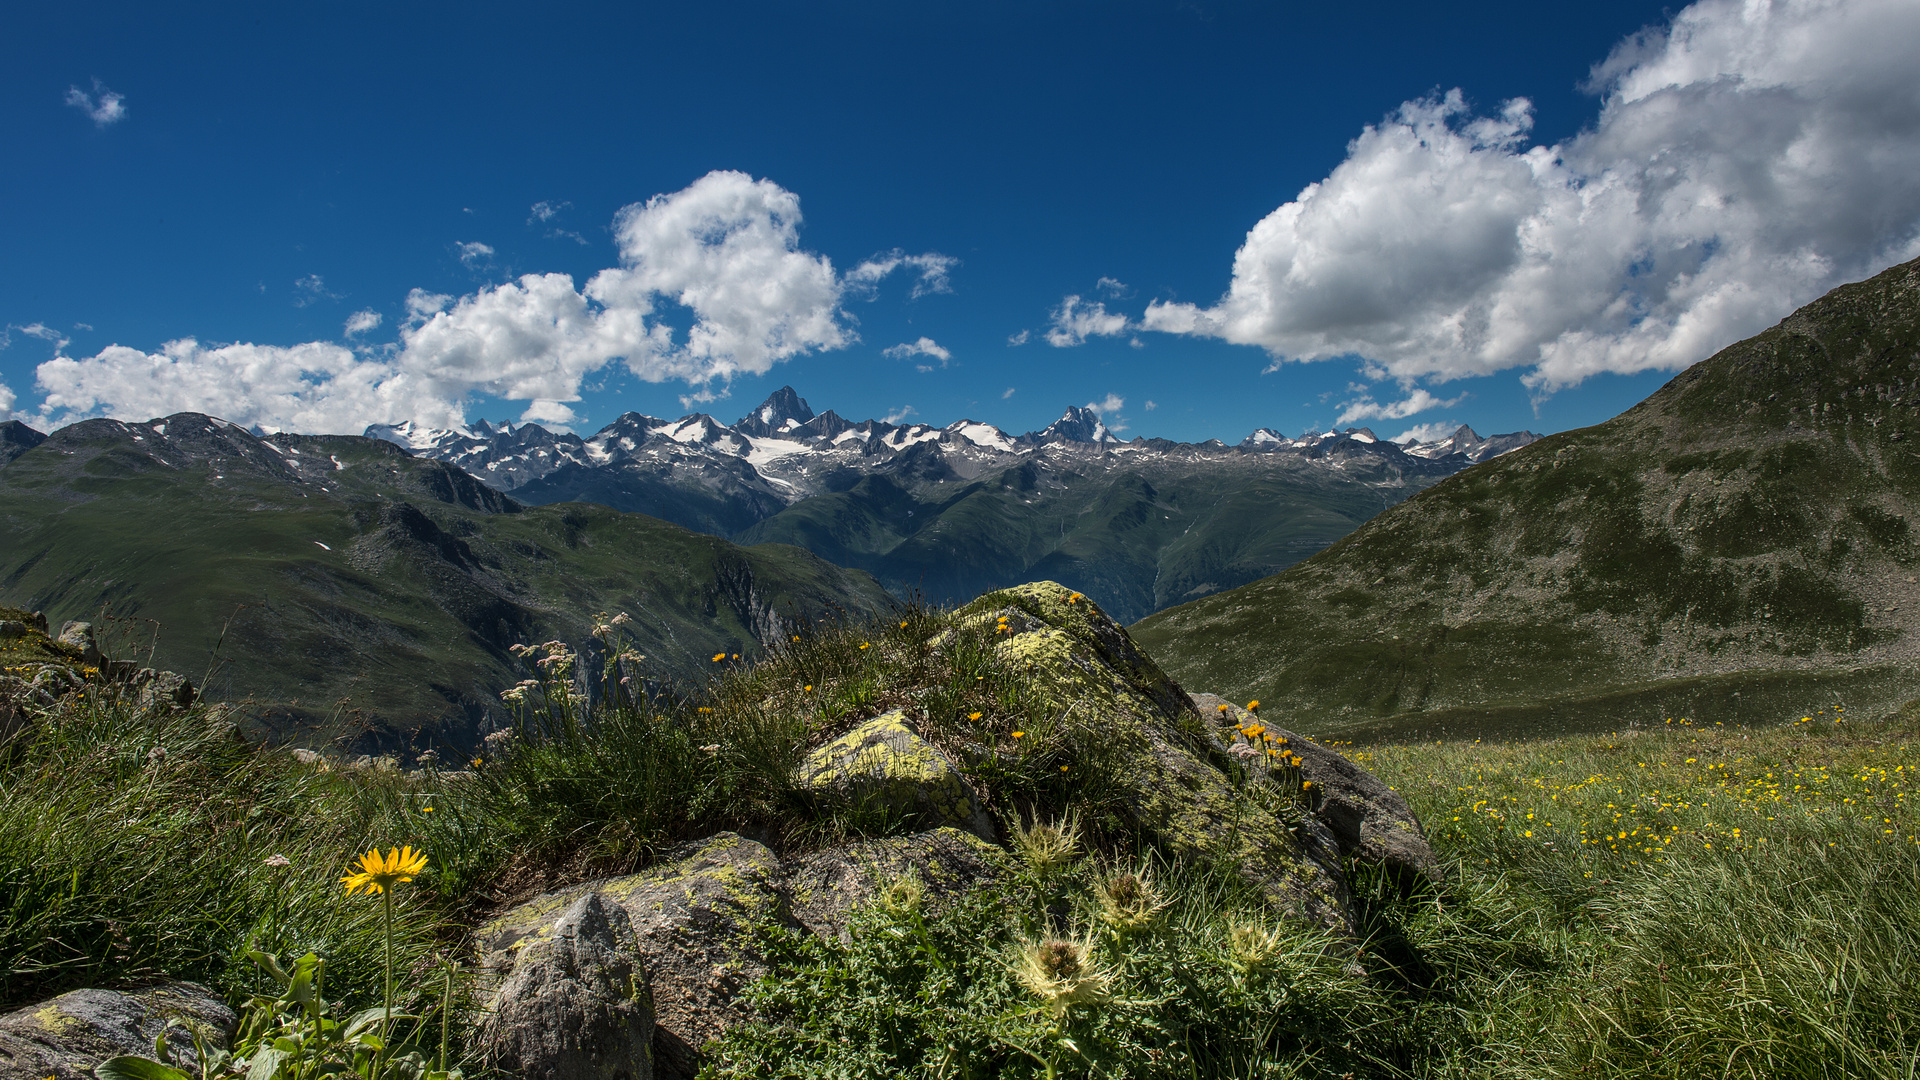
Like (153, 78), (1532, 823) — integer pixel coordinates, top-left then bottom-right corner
(794, 709), (998, 842)
(785, 826), (1012, 940)
(56, 622), (101, 669)
(0, 982), (235, 1080)
(474, 892), (653, 1080)
(478, 834), (791, 1080)
(960, 582), (1356, 931)
(1193, 693), (1441, 890)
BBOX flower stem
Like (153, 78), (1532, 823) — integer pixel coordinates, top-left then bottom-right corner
(382, 890), (394, 1058)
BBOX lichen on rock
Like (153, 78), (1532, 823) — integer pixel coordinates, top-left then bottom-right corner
(795, 709), (998, 842)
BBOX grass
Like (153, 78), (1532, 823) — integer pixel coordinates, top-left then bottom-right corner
(3, 601), (1919, 1078)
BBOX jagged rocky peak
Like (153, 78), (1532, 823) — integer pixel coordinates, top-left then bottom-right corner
(1033, 405), (1117, 445)
(734, 386), (817, 438)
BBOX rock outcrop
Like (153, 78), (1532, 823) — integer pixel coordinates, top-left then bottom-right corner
(1194, 693), (1440, 889)
(795, 709), (998, 842)
(474, 892), (654, 1080)
(0, 983), (235, 1080)
(958, 582), (1358, 930)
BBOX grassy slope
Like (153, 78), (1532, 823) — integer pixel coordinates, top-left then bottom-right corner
(738, 448), (1450, 623)
(1136, 256), (1920, 739)
(0, 418), (890, 750)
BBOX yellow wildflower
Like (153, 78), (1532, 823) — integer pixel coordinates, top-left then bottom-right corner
(340, 846), (428, 896)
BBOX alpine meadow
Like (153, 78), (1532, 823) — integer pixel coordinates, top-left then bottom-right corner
(6, 1), (1920, 1078)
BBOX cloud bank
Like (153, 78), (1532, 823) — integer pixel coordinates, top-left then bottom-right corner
(1144, 0), (1920, 393)
(33, 171), (952, 433)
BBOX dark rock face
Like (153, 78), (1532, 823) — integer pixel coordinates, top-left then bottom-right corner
(0, 421), (46, 467)
(1193, 693), (1440, 889)
(0, 982), (235, 1080)
(475, 893), (654, 1080)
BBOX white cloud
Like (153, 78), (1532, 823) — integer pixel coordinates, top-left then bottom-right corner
(883, 405), (917, 424)
(529, 200), (569, 223)
(1334, 388), (1466, 426)
(343, 310), (382, 336)
(1145, 0), (1920, 394)
(292, 275), (341, 308)
(33, 171), (882, 433)
(1007, 329), (1031, 346)
(65, 80), (126, 126)
(1144, 399), (1158, 410)
(0, 380), (16, 420)
(1392, 420), (1461, 444)
(34, 338), (459, 434)
(8, 323), (71, 352)
(1087, 393), (1124, 415)
(1002, 387), (1016, 399)
(883, 337), (952, 370)
(846, 250), (958, 299)
(1096, 276), (1129, 297)
(456, 242), (495, 269)
(1046, 296), (1131, 347)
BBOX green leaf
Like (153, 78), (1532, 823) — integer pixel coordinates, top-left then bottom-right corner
(96, 1056), (194, 1080)
(245, 1046), (289, 1080)
(249, 951), (292, 986)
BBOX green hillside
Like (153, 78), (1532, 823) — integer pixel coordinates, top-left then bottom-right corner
(0, 416), (890, 751)
(1135, 256), (1920, 740)
(737, 447), (1447, 624)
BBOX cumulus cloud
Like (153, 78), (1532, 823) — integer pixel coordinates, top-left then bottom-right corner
(1007, 330), (1031, 346)
(343, 310), (382, 336)
(846, 250), (958, 299)
(1144, 0), (1920, 394)
(33, 171), (886, 433)
(65, 80), (126, 126)
(1096, 276), (1129, 297)
(34, 338), (460, 434)
(883, 405), (917, 424)
(1334, 388), (1467, 426)
(1393, 420), (1462, 444)
(1046, 296), (1132, 347)
(883, 336), (952, 370)
(456, 242), (495, 269)
(0, 380), (16, 420)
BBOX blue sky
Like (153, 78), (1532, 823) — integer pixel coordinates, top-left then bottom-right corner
(4, 0), (1918, 444)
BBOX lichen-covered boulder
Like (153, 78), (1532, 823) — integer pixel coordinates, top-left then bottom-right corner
(785, 826), (1013, 940)
(0, 982), (235, 1080)
(795, 709), (998, 842)
(478, 834), (792, 1080)
(474, 892), (653, 1080)
(1194, 693), (1441, 889)
(960, 581), (1357, 931)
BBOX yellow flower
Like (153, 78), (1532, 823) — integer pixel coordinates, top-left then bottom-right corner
(340, 846), (429, 896)
(712, 652), (726, 662)
(968, 711), (983, 720)
(791, 635), (800, 642)
(1247, 700), (1260, 710)
(859, 642), (871, 650)
(900, 620), (909, 629)
(1012, 731), (1025, 738)
(421, 806), (434, 813)
(1060, 765), (1070, 772)
(1301, 780), (1314, 790)
(1217, 703), (1230, 712)
(804, 684), (814, 692)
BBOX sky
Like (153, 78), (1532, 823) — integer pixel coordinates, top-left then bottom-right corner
(4, 0), (1919, 446)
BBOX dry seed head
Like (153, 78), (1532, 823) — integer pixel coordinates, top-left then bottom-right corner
(1226, 916), (1286, 973)
(1010, 934), (1112, 1017)
(1095, 864), (1169, 931)
(1013, 813), (1081, 875)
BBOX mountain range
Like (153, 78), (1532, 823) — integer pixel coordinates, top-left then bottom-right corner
(1136, 254), (1920, 741)
(0, 416), (889, 751)
(367, 390), (1538, 622)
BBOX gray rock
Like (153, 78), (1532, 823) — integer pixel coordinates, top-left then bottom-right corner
(0, 982), (236, 1080)
(475, 892), (653, 1080)
(1193, 693), (1441, 889)
(0, 621), (23, 641)
(478, 834), (792, 1080)
(785, 827), (1012, 940)
(794, 709), (998, 842)
(57, 622), (101, 668)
